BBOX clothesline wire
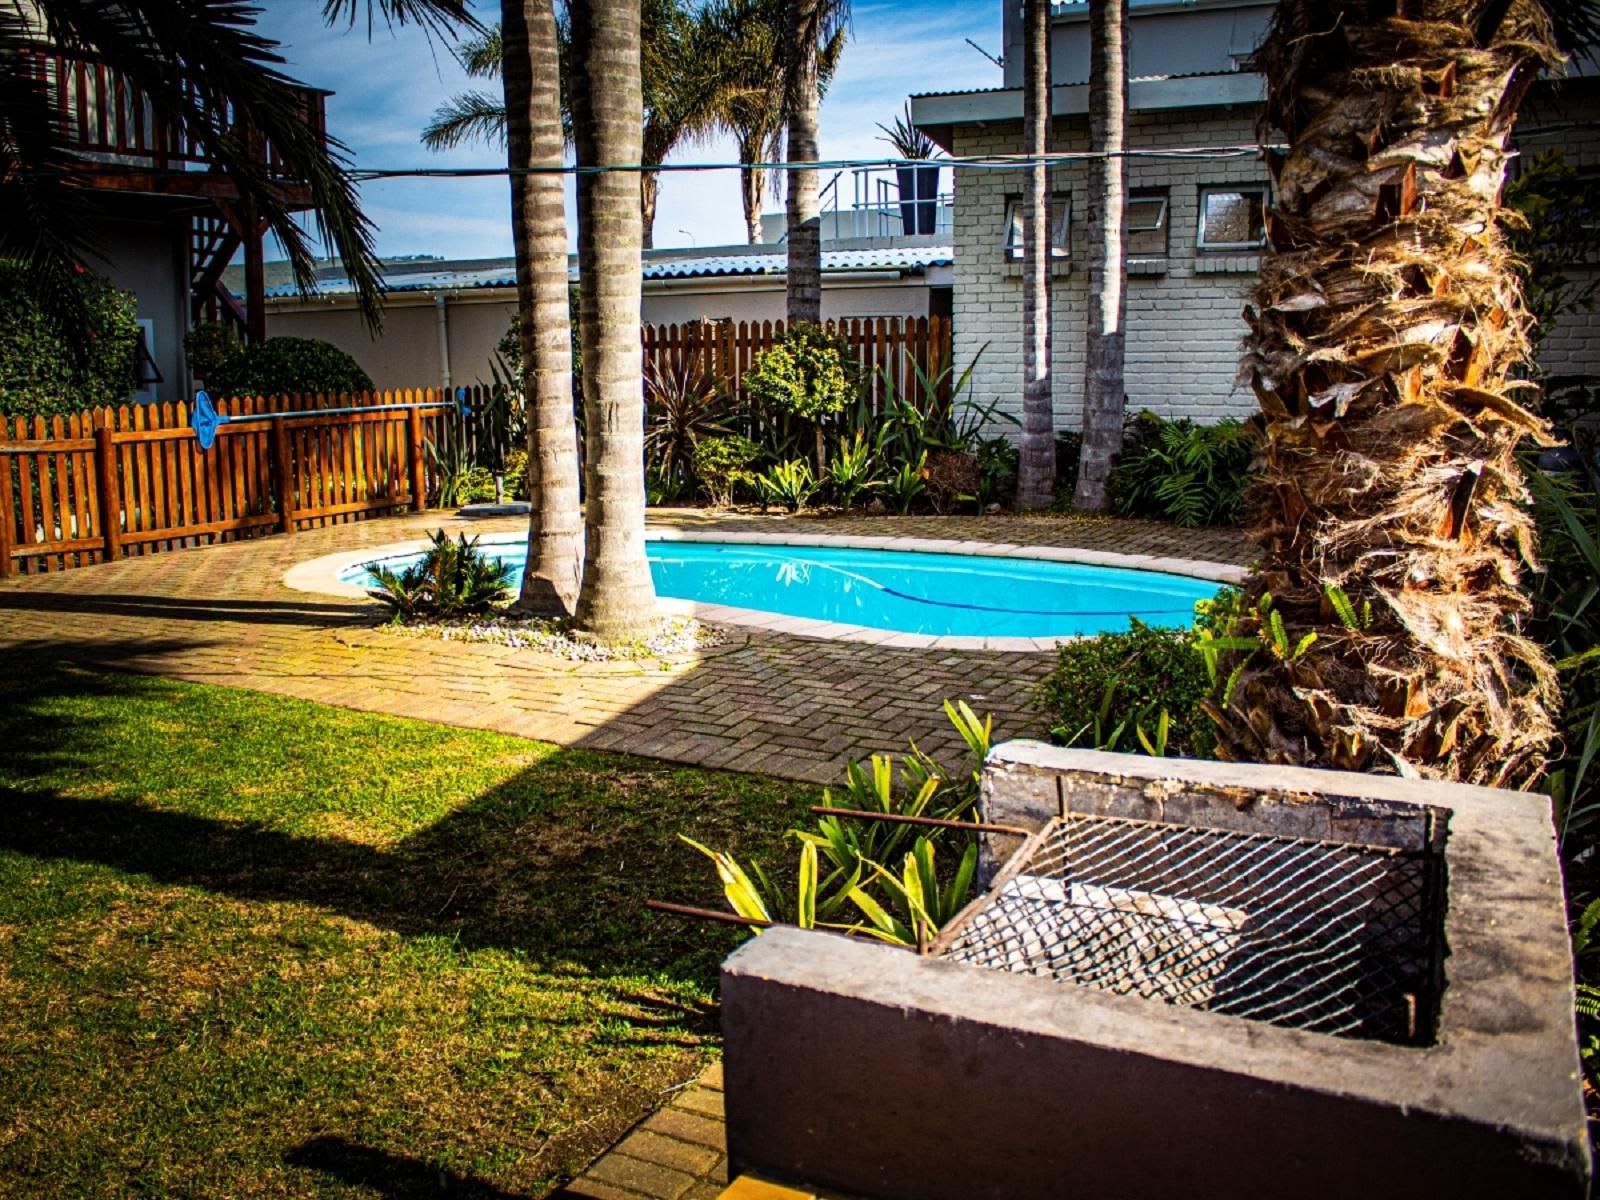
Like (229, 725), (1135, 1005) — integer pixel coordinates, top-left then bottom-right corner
(348, 144), (1287, 181)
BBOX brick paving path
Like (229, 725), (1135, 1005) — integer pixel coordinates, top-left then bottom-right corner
(0, 509), (1249, 784)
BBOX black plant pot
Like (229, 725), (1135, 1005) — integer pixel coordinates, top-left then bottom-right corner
(896, 164), (941, 236)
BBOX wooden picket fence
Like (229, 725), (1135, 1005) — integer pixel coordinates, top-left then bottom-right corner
(642, 315), (952, 413)
(0, 390), (447, 577)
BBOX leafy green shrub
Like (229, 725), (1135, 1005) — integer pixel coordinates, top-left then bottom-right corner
(183, 322), (246, 387)
(745, 323), (853, 422)
(502, 448), (531, 501)
(0, 261), (139, 418)
(883, 451), (927, 514)
(645, 355), (731, 493)
(428, 438), (497, 507)
(747, 323), (854, 475)
(366, 531), (514, 618)
(693, 434), (762, 507)
(1034, 616), (1218, 758)
(755, 458), (819, 513)
(1109, 411), (1254, 527)
(203, 336), (374, 400)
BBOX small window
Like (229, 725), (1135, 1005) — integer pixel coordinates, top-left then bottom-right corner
(1197, 186), (1268, 250)
(1004, 195), (1070, 260)
(1127, 189), (1168, 257)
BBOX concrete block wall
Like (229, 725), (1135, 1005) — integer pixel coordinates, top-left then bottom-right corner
(951, 106), (1269, 435)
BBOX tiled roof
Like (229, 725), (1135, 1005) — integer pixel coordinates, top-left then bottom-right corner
(264, 245), (952, 299)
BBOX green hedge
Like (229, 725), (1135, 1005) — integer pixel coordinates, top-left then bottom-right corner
(194, 332), (373, 400)
(0, 262), (140, 418)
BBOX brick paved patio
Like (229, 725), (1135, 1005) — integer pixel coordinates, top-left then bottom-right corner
(0, 509), (1249, 784)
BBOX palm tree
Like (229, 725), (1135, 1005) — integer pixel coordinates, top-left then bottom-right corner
(1014, 0), (1053, 510)
(421, 1), (721, 249)
(2, 0), (475, 336)
(780, 0), (848, 324)
(1212, 0), (1600, 787)
(501, 0), (583, 617)
(569, 0), (657, 641)
(699, 0), (844, 245)
(1072, 0), (1127, 512)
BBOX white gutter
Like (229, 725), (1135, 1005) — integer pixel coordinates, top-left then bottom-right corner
(912, 71), (1266, 127)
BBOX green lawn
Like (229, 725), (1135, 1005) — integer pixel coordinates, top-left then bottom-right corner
(0, 661), (812, 1198)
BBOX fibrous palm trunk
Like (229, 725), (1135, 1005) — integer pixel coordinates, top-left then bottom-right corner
(504, 0), (583, 616)
(1216, 0), (1562, 786)
(1072, 0), (1128, 512)
(784, 0), (823, 324)
(740, 128), (778, 244)
(641, 169), (659, 249)
(1014, 0), (1054, 510)
(570, 0), (658, 641)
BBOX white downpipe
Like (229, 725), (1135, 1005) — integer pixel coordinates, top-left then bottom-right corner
(434, 293), (452, 396)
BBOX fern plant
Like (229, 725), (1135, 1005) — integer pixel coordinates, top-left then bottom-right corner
(1109, 411), (1254, 527)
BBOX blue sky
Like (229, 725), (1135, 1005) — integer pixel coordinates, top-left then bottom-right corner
(252, 0), (1002, 260)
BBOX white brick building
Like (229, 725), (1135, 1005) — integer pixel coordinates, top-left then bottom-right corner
(911, 0), (1600, 435)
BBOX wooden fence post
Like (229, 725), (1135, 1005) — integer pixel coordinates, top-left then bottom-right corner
(0, 451), (14, 580)
(408, 406), (429, 513)
(94, 424), (121, 563)
(271, 421), (296, 534)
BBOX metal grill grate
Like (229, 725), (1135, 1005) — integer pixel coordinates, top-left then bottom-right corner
(936, 814), (1442, 1045)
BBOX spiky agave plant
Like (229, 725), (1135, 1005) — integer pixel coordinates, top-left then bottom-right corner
(1213, 0), (1599, 787)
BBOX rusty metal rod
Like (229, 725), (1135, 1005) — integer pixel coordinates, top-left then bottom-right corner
(646, 899), (771, 928)
(808, 806), (1031, 837)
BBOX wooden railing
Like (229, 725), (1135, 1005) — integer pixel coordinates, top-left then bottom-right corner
(20, 47), (329, 179)
(643, 315), (952, 414)
(0, 392), (440, 578)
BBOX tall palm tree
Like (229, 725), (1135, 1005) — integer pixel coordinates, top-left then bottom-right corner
(781, 0), (847, 324)
(2, 0), (475, 336)
(569, 0), (657, 641)
(422, 1), (720, 249)
(699, 0), (844, 245)
(1072, 0), (1127, 512)
(501, 0), (583, 617)
(1213, 0), (1600, 786)
(1014, 0), (1053, 510)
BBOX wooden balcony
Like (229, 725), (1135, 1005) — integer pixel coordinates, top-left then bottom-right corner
(23, 47), (330, 206)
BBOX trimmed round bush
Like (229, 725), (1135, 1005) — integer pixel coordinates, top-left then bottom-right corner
(204, 336), (374, 400)
(1033, 617), (1216, 757)
(743, 323), (853, 421)
(0, 261), (140, 418)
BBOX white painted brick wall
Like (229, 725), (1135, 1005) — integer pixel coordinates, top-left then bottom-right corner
(953, 108), (1267, 435)
(952, 91), (1600, 436)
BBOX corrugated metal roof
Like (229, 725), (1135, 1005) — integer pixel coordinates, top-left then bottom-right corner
(264, 245), (952, 299)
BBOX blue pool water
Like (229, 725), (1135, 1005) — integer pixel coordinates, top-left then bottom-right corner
(349, 540), (1221, 638)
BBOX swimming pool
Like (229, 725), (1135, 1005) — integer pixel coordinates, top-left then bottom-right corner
(344, 537), (1224, 639)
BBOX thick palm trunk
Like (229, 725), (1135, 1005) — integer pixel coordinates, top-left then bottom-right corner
(1014, 0), (1053, 510)
(784, 0), (822, 324)
(504, 0), (582, 616)
(1072, 0), (1127, 512)
(570, 0), (657, 641)
(1216, 2), (1560, 786)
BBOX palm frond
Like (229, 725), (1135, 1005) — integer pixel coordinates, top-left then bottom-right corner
(454, 24), (502, 76)
(37, 0), (388, 331)
(422, 89), (507, 150)
(320, 0), (482, 41)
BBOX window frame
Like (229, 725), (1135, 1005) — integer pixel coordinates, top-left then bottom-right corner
(1003, 194), (1072, 261)
(1126, 189), (1169, 258)
(1196, 185), (1269, 251)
